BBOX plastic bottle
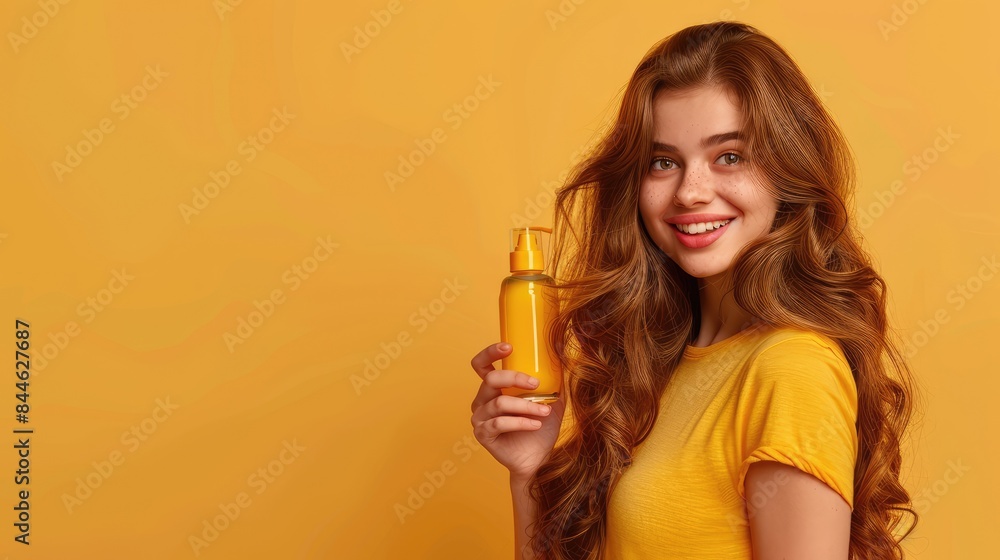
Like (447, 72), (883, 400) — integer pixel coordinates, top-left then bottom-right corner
(499, 226), (562, 404)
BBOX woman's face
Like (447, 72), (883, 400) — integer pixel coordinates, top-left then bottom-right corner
(638, 83), (778, 283)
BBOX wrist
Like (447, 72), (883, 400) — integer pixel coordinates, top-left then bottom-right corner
(509, 471), (535, 490)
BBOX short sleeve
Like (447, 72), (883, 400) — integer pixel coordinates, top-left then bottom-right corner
(735, 334), (858, 510)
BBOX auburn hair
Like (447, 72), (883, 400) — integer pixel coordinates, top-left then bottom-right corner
(526, 21), (921, 559)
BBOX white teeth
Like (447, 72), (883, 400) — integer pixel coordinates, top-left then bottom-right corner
(674, 219), (731, 234)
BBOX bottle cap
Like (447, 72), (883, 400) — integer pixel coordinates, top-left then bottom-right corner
(509, 226), (551, 273)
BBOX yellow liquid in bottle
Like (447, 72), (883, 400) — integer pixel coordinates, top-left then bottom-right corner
(499, 273), (562, 403)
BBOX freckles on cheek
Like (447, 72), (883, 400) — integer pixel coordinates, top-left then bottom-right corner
(639, 186), (660, 208)
(646, 194), (669, 214)
(643, 185), (666, 203)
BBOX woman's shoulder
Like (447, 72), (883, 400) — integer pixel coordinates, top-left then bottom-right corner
(745, 324), (852, 379)
(751, 324), (842, 350)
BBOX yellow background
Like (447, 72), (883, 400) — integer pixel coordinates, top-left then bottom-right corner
(0, 0), (995, 558)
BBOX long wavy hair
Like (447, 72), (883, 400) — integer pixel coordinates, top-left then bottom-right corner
(527, 21), (921, 559)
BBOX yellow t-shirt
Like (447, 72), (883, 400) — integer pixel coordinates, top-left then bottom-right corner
(603, 322), (859, 559)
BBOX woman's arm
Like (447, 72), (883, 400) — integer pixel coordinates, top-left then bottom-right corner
(510, 473), (539, 560)
(745, 461), (852, 559)
(468, 343), (565, 559)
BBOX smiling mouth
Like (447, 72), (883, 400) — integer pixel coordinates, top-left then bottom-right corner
(671, 219), (732, 235)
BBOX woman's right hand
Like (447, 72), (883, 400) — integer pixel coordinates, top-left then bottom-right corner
(470, 342), (566, 481)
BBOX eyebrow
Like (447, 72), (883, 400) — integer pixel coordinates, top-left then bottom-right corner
(652, 131), (743, 153)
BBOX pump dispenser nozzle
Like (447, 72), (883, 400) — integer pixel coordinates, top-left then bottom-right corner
(509, 226), (551, 274)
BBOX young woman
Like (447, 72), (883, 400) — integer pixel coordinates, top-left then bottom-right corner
(469, 21), (919, 559)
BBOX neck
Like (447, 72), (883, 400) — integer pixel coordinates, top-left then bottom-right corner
(691, 271), (759, 347)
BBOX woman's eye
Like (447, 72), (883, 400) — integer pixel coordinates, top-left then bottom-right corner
(651, 157), (675, 171)
(717, 152), (742, 165)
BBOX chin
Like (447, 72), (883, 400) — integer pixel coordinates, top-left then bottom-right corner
(686, 269), (727, 280)
(672, 260), (731, 281)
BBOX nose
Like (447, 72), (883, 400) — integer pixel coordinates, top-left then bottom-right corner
(673, 165), (714, 207)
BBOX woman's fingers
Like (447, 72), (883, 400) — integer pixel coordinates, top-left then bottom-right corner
(473, 415), (543, 443)
(484, 369), (540, 390)
(469, 342), (512, 380)
(470, 369), (540, 413)
(469, 343), (553, 442)
(471, 394), (552, 427)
